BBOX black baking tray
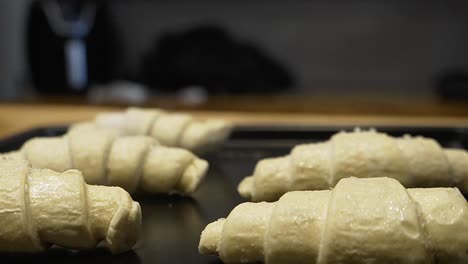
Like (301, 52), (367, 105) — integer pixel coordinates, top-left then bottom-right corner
(1, 125), (468, 264)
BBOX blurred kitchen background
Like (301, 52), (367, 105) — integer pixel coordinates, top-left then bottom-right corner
(1, 0), (468, 111)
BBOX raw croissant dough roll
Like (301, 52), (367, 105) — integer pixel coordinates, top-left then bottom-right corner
(93, 107), (232, 154)
(201, 177), (468, 264)
(6, 124), (208, 194)
(0, 157), (141, 254)
(239, 129), (468, 201)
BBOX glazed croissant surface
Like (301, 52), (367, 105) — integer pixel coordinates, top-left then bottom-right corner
(201, 177), (468, 264)
(239, 129), (468, 201)
(0, 157), (141, 254)
(6, 124), (208, 194)
(93, 107), (232, 154)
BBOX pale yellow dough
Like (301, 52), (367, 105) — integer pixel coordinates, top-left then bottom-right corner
(0, 157), (141, 254)
(5, 125), (208, 194)
(94, 107), (232, 154)
(239, 130), (468, 201)
(201, 177), (468, 264)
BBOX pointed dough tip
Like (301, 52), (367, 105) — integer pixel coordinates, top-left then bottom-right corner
(238, 176), (254, 200)
(180, 158), (209, 193)
(199, 218), (225, 256)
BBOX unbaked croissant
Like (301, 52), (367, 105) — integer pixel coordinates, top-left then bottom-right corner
(6, 124), (208, 194)
(239, 129), (468, 201)
(0, 157), (141, 254)
(201, 177), (468, 264)
(93, 107), (232, 154)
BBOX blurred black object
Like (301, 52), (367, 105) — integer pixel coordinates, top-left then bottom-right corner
(142, 25), (294, 94)
(436, 70), (468, 100)
(26, 0), (119, 94)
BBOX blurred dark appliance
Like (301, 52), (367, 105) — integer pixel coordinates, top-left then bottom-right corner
(436, 70), (468, 100)
(26, 0), (118, 94)
(142, 25), (293, 94)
